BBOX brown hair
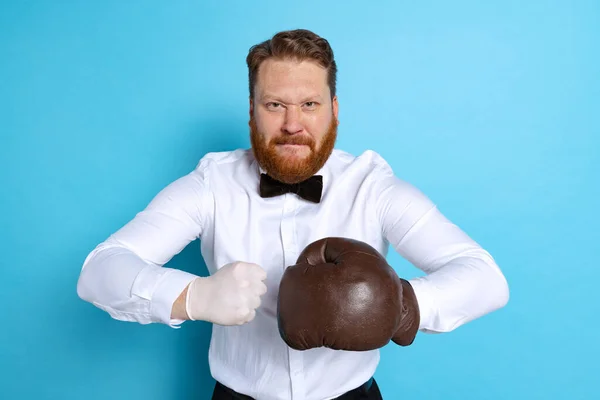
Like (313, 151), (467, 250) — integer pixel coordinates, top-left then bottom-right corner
(246, 29), (337, 99)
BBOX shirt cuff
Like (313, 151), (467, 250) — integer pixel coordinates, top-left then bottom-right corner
(131, 265), (198, 328)
(407, 276), (437, 333)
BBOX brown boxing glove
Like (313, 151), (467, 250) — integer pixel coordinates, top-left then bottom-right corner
(277, 237), (420, 351)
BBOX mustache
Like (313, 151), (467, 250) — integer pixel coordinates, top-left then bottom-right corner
(272, 136), (315, 146)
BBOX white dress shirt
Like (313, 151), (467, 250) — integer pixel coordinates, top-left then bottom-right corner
(77, 148), (509, 400)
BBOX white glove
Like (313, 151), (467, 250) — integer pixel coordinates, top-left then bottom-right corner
(185, 261), (267, 325)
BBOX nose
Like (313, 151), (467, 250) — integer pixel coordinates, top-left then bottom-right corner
(281, 106), (303, 134)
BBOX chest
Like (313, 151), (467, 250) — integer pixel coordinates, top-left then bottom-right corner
(203, 190), (387, 272)
(199, 189), (389, 319)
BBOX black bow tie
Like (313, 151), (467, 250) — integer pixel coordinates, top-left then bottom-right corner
(259, 173), (323, 203)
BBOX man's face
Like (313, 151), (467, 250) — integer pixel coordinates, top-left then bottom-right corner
(250, 58), (339, 184)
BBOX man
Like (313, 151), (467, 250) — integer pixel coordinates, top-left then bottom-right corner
(77, 29), (509, 400)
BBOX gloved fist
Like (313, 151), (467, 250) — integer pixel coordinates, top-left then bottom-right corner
(277, 237), (420, 351)
(186, 261), (267, 325)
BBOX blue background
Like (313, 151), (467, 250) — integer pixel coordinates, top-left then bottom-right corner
(1, 1), (598, 399)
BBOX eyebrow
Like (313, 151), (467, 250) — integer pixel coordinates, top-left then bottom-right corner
(261, 93), (323, 103)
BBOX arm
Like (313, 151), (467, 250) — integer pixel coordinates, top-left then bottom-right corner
(77, 161), (212, 328)
(374, 163), (509, 333)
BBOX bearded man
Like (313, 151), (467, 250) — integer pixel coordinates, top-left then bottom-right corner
(77, 29), (509, 400)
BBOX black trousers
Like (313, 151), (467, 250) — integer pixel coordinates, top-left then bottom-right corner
(211, 377), (383, 400)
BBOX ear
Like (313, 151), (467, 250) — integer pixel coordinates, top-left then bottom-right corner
(249, 97), (254, 118)
(332, 95), (339, 124)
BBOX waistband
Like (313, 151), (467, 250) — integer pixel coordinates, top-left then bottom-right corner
(215, 377), (374, 400)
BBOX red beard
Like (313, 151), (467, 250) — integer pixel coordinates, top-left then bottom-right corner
(249, 116), (338, 184)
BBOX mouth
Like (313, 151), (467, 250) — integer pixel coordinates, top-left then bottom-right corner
(276, 143), (311, 156)
(279, 144), (309, 151)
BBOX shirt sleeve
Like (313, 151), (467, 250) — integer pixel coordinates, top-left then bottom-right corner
(76, 160), (213, 328)
(372, 159), (509, 333)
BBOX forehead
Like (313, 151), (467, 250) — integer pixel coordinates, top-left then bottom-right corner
(255, 58), (329, 99)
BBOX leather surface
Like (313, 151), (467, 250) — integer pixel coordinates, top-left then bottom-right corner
(277, 237), (420, 351)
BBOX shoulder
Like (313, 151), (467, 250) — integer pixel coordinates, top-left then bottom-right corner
(332, 148), (429, 200)
(328, 148), (396, 177)
(195, 148), (251, 169)
(192, 148), (252, 178)
(330, 148), (390, 165)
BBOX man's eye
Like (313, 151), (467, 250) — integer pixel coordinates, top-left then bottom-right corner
(304, 102), (317, 108)
(267, 102), (281, 109)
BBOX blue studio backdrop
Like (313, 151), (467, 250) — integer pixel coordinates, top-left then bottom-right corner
(1, 1), (598, 399)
